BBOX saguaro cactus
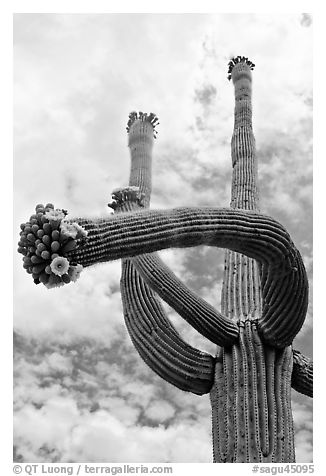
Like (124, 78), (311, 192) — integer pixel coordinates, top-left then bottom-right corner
(17, 58), (312, 463)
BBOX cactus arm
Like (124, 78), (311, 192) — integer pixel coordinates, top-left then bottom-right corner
(258, 259), (308, 347)
(68, 207), (300, 265)
(291, 349), (313, 397)
(121, 258), (215, 395)
(66, 206), (308, 348)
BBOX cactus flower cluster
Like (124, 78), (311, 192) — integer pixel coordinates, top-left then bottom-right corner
(108, 186), (145, 210)
(227, 56), (255, 80)
(126, 111), (159, 138)
(17, 203), (87, 288)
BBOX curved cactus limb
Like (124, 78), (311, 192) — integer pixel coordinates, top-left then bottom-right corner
(121, 258), (215, 395)
(69, 208), (299, 265)
(259, 260), (308, 347)
(67, 206), (308, 348)
(291, 349), (313, 397)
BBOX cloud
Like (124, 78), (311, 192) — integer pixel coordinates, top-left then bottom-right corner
(15, 403), (212, 463)
(292, 401), (313, 462)
(145, 401), (176, 423)
(14, 331), (213, 462)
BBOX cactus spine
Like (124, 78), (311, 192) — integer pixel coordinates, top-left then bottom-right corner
(20, 59), (313, 463)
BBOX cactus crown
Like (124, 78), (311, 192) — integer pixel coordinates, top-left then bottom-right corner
(227, 56), (255, 81)
(108, 186), (145, 210)
(126, 111), (159, 138)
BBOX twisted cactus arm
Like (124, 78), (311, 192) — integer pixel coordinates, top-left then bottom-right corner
(291, 349), (313, 397)
(67, 207), (296, 265)
(259, 260), (308, 347)
(121, 257), (215, 395)
(66, 206), (308, 348)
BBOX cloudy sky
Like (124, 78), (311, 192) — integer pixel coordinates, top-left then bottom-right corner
(13, 13), (313, 463)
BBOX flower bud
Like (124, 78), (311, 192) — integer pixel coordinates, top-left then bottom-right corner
(52, 230), (60, 241)
(27, 233), (36, 243)
(37, 243), (47, 252)
(31, 255), (44, 264)
(51, 241), (60, 252)
(45, 265), (52, 274)
(41, 250), (51, 260)
(43, 223), (52, 234)
(42, 235), (51, 246)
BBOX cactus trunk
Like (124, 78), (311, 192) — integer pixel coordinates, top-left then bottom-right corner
(210, 324), (294, 462)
